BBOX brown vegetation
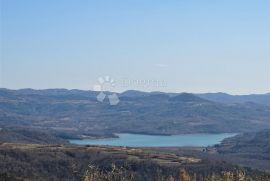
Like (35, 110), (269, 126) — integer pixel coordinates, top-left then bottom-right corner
(0, 143), (269, 181)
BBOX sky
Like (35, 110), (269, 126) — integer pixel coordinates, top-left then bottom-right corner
(1, 0), (270, 94)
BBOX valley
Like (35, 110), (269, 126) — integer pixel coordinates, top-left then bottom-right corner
(1, 89), (270, 180)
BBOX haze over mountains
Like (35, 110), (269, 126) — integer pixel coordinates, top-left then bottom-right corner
(120, 90), (270, 105)
(2, 88), (270, 104)
(1, 88), (270, 137)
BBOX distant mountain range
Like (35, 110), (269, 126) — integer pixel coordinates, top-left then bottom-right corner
(3, 88), (269, 105)
(1, 88), (270, 136)
(121, 90), (270, 105)
(197, 92), (270, 105)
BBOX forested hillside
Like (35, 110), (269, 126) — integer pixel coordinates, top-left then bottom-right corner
(1, 89), (270, 136)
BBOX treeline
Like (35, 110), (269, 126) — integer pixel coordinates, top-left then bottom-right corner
(0, 128), (68, 144)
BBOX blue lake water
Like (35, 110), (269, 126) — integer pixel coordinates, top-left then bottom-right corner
(69, 133), (237, 147)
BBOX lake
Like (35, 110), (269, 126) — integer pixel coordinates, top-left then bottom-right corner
(69, 133), (237, 147)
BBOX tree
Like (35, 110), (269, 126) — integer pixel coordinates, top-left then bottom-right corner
(167, 175), (175, 181)
(179, 168), (190, 181)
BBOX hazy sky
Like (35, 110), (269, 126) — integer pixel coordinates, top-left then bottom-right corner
(1, 0), (270, 94)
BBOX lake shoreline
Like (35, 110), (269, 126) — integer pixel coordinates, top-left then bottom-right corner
(69, 133), (237, 147)
(73, 132), (238, 141)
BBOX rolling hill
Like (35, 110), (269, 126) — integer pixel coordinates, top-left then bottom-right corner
(1, 89), (270, 137)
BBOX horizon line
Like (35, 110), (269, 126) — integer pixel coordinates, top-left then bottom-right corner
(0, 87), (269, 96)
